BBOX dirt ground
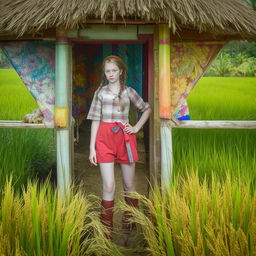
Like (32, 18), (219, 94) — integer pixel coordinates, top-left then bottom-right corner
(73, 121), (150, 247)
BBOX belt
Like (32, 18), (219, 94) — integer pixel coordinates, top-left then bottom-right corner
(111, 122), (134, 163)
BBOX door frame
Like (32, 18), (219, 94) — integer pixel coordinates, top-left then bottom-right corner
(71, 34), (154, 195)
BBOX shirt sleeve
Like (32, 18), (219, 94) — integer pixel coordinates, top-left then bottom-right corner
(87, 90), (102, 120)
(127, 87), (150, 112)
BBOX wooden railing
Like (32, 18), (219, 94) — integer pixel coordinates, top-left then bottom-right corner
(0, 120), (49, 129)
(160, 119), (256, 191)
(167, 120), (256, 129)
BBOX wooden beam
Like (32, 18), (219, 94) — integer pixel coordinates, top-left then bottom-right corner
(148, 26), (161, 192)
(0, 28), (56, 40)
(158, 24), (173, 191)
(158, 24), (171, 119)
(82, 19), (158, 25)
(0, 121), (48, 129)
(168, 120), (256, 129)
(170, 26), (256, 42)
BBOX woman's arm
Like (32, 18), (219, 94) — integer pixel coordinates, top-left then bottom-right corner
(89, 120), (100, 166)
(124, 107), (152, 134)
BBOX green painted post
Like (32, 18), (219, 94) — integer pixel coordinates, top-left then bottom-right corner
(55, 28), (72, 197)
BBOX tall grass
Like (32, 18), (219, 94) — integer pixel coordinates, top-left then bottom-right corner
(173, 77), (256, 182)
(187, 77), (256, 120)
(120, 172), (256, 256)
(0, 69), (55, 190)
(0, 129), (55, 192)
(0, 176), (123, 256)
(0, 69), (38, 119)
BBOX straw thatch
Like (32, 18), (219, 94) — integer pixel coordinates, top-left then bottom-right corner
(0, 0), (256, 38)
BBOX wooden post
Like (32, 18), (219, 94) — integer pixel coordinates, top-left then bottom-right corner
(159, 24), (171, 119)
(55, 27), (72, 197)
(148, 26), (161, 193)
(158, 24), (172, 190)
(160, 120), (173, 189)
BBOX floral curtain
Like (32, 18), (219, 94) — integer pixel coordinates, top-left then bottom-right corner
(171, 41), (226, 120)
(0, 41), (55, 127)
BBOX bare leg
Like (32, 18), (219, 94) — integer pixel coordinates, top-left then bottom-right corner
(99, 163), (115, 200)
(119, 163), (137, 247)
(99, 163), (115, 240)
(120, 163), (136, 195)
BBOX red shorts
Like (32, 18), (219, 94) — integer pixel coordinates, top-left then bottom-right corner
(96, 122), (139, 164)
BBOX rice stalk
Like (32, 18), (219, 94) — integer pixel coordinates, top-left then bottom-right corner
(120, 172), (256, 256)
(0, 176), (122, 256)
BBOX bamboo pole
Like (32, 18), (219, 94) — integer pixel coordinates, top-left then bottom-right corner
(158, 24), (173, 191)
(167, 120), (256, 129)
(159, 24), (171, 119)
(0, 121), (48, 129)
(55, 27), (72, 198)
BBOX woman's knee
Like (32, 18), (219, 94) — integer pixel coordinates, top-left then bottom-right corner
(123, 182), (135, 192)
(103, 182), (115, 194)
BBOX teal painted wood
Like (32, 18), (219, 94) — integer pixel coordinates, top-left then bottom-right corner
(55, 44), (70, 107)
(55, 41), (72, 197)
(68, 25), (137, 40)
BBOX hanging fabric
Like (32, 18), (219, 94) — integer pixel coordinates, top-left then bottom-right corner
(0, 41), (55, 127)
(170, 41), (226, 120)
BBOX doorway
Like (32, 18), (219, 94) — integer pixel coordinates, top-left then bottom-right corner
(71, 37), (153, 200)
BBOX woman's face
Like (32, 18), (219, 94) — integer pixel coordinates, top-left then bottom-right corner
(104, 61), (122, 84)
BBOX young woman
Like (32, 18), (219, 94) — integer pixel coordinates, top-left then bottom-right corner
(87, 55), (151, 242)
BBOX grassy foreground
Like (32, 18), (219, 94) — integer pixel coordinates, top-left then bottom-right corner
(0, 176), (123, 256)
(120, 172), (256, 256)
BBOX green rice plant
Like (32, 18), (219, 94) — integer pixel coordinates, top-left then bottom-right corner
(187, 77), (256, 121)
(0, 69), (55, 192)
(173, 77), (256, 184)
(173, 129), (256, 185)
(0, 176), (123, 256)
(0, 128), (55, 194)
(119, 172), (256, 256)
(0, 69), (38, 120)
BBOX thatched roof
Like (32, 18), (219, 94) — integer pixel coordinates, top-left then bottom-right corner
(0, 0), (256, 39)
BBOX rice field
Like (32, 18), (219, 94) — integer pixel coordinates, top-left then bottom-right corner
(0, 69), (55, 190)
(173, 77), (256, 184)
(0, 69), (256, 255)
(120, 172), (256, 256)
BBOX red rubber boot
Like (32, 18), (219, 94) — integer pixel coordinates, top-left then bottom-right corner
(122, 196), (139, 234)
(100, 199), (115, 240)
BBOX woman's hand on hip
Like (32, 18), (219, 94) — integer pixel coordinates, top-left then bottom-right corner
(89, 148), (97, 166)
(124, 123), (138, 134)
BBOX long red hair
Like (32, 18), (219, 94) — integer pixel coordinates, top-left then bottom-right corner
(97, 56), (127, 111)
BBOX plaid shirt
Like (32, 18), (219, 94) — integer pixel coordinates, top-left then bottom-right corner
(87, 85), (150, 123)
